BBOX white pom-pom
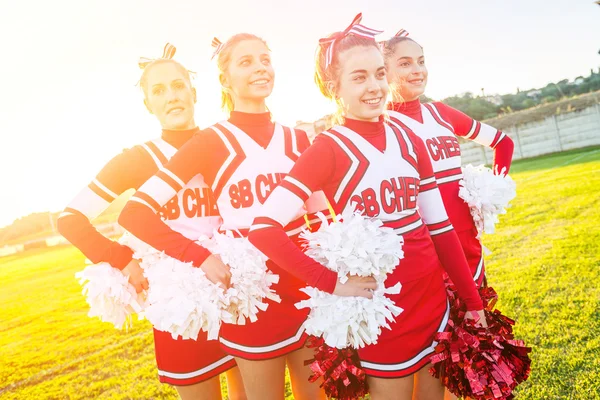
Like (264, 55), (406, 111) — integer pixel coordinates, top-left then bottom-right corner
(75, 263), (145, 330)
(297, 209), (405, 349)
(75, 232), (152, 329)
(458, 164), (517, 236)
(143, 255), (227, 341)
(199, 231), (281, 325)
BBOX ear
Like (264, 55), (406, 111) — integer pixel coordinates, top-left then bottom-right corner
(192, 87), (197, 104)
(144, 98), (153, 114)
(326, 81), (337, 99)
(219, 73), (230, 89)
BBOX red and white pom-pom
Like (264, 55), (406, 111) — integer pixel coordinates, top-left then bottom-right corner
(298, 210), (404, 349)
(75, 232), (151, 329)
(198, 231), (280, 325)
(459, 164), (517, 237)
(430, 285), (532, 399)
(143, 254), (227, 341)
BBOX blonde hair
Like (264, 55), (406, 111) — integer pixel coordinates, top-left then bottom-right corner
(215, 33), (270, 114)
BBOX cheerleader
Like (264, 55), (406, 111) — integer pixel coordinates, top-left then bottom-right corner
(382, 32), (515, 287)
(247, 14), (486, 400)
(118, 34), (328, 400)
(57, 44), (244, 400)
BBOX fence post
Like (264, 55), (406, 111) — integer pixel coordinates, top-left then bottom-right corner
(512, 125), (522, 160)
(552, 114), (563, 152)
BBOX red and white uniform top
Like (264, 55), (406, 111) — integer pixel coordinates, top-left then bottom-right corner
(204, 120), (317, 236)
(118, 112), (332, 289)
(248, 117), (482, 310)
(57, 128), (218, 269)
(388, 100), (514, 232)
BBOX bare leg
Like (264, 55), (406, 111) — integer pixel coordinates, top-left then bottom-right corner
(225, 367), (247, 400)
(444, 390), (458, 400)
(175, 376), (222, 400)
(413, 364), (444, 400)
(234, 356), (286, 400)
(286, 346), (326, 400)
(368, 375), (414, 400)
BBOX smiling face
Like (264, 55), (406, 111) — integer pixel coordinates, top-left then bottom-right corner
(143, 61), (196, 130)
(335, 45), (389, 122)
(220, 39), (274, 112)
(385, 39), (428, 102)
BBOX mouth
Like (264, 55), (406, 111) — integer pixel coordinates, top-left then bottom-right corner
(408, 78), (424, 85)
(250, 78), (270, 86)
(362, 97), (383, 106)
(167, 107), (185, 115)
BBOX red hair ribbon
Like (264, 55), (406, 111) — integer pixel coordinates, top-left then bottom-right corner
(211, 37), (224, 60)
(319, 13), (383, 69)
(138, 43), (176, 69)
(395, 28), (409, 37)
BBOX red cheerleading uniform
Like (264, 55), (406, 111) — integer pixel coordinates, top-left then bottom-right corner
(388, 100), (515, 287)
(57, 127), (235, 386)
(248, 117), (483, 378)
(118, 112), (333, 360)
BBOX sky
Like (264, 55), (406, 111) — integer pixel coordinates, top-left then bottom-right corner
(0, 0), (598, 228)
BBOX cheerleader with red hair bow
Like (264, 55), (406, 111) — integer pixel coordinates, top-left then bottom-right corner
(381, 31), (515, 288)
(248, 14), (486, 400)
(381, 32), (530, 400)
(119, 34), (332, 400)
(58, 44), (245, 400)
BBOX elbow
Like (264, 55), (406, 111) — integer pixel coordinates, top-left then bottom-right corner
(117, 202), (136, 232)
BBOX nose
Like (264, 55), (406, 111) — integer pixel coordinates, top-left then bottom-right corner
(166, 87), (178, 102)
(366, 75), (380, 92)
(253, 60), (267, 74)
(410, 63), (424, 76)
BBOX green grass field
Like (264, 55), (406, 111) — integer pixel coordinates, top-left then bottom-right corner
(1, 147), (599, 400)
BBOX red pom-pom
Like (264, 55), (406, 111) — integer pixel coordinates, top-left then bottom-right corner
(305, 336), (369, 400)
(430, 283), (532, 400)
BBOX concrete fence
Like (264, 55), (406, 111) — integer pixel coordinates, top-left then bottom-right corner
(461, 103), (600, 165)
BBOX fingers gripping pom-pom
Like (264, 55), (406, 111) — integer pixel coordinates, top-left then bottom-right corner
(298, 209), (405, 349)
(458, 164), (517, 237)
(143, 255), (226, 341)
(430, 284), (532, 399)
(75, 233), (152, 330)
(198, 231), (281, 325)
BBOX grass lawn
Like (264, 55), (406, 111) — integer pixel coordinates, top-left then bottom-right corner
(0, 146), (598, 399)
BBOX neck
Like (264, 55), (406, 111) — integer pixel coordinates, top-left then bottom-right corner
(163, 120), (196, 131)
(233, 98), (268, 114)
(392, 92), (419, 103)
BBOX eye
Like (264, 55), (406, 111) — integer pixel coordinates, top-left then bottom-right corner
(174, 82), (185, 89)
(262, 57), (271, 66)
(399, 62), (410, 68)
(419, 60), (425, 66)
(240, 59), (251, 67)
(152, 88), (164, 95)
(353, 75), (366, 82)
(377, 70), (387, 79)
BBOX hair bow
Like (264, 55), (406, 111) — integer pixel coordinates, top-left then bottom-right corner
(211, 37), (224, 60)
(319, 13), (383, 69)
(138, 43), (176, 69)
(395, 29), (409, 38)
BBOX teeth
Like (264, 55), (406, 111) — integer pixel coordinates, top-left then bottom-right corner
(363, 98), (381, 105)
(251, 79), (268, 85)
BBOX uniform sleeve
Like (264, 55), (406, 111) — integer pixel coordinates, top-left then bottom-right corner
(434, 102), (514, 174)
(248, 137), (338, 292)
(412, 134), (483, 310)
(57, 146), (157, 269)
(118, 131), (229, 267)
